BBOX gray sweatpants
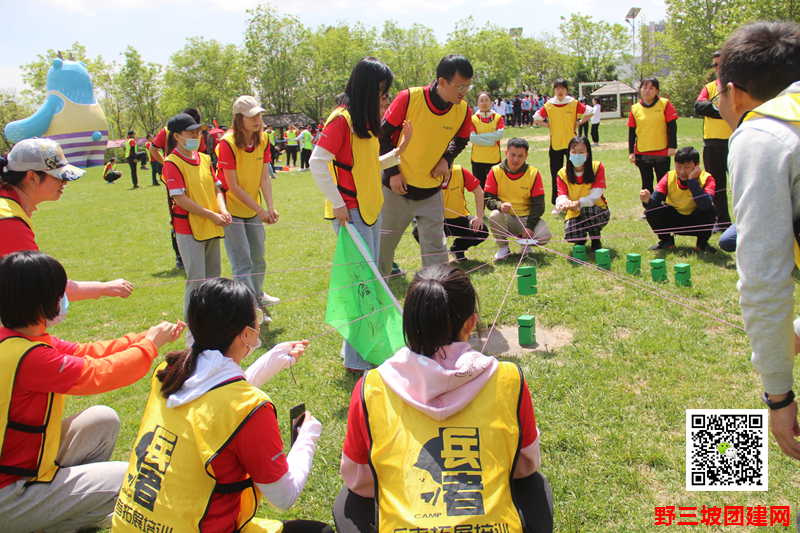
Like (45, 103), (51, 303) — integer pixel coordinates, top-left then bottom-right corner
(0, 406), (127, 533)
(176, 233), (222, 320)
(223, 215), (267, 299)
(488, 210), (552, 248)
(377, 186), (447, 277)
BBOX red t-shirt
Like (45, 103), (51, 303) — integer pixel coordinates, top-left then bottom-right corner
(342, 375), (538, 465)
(153, 127), (208, 152)
(655, 173), (716, 197)
(485, 167), (545, 198)
(384, 85), (473, 141)
(0, 186), (38, 258)
(0, 327), (82, 490)
(316, 112), (359, 211)
(216, 136), (272, 171)
(556, 163), (607, 197)
(442, 167), (480, 192)
(536, 100), (588, 120)
(163, 150), (220, 235)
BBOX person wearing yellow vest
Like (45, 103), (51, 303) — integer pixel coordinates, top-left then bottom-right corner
(377, 54), (474, 277)
(162, 113), (232, 327)
(284, 124), (299, 167)
(114, 278), (331, 533)
(145, 133), (161, 186)
(103, 156), (123, 184)
(333, 264), (553, 533)
(555, 136), (610, 250)
(485, 137), (552, 260)
(0, 250), (184, 533)
(638, 146), (716, 252)
(695, 50), (734, 233)
(310, 57), (405, 371)
(218, 95), (281, 320)
(627, 77), (679, 197)
(470, 91), (505, 188)
(124, 129), (140, 188)
(297, 125), (314, 171)
(533, 78), (592, 206)
(716, 22), (800, 462)
(265, 125), (279, 178)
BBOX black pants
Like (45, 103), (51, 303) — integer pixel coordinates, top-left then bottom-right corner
(104, 171), (122, 183)
(703, 144), (730, 227)
(286, 145), (298, 166)
(548, 146), (568, 204)
(151, 161), (162, 185)
(644, 204), (716, 247)
(332, 472), (553, 533)
(635, 156), (671, 193)
(590, 123), (599, 144)
(514, 110), (522, 126)
(523, 110), (531, 124)
(300, 148), (312, 169)
(137, 152), (148, 168)
(126, 157), (138, 187)
(578, 121), (588, 138)
(282, 520), (334, 533)
(471, 161), (496, 189)
(412, 215), (488, 253)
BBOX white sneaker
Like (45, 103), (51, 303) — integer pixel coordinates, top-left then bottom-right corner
(264, 315), (273, 324)
(494, 247), (511, 260)
(259, 292), (280, 306)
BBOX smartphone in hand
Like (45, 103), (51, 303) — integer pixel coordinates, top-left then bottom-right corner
(290, 403), (305, 446)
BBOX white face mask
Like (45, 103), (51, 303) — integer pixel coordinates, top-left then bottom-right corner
(242, 327), (262, 358)
(46, 293), (69, 327)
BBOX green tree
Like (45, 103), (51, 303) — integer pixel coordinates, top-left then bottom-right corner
(446, 17), (519, 97)
(119, 46), (163, 135)
(0, 90), (35, 152)
(559, 13), (631, 82)
(517, 33), (568, 95)
(378, 21), (440, 90)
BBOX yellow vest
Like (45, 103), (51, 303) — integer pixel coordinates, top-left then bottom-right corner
(268, 131), (275, 145)
(322, 108), (382, 226)
(664, 170), (711, 215)
(398, 87), (469, 189)
(166, 152), (224, 241)
(544, 100), (580, 150)
(557, 161), (608, 220)
(442, 165), (471, 219)
(631, 97), (671, 153)
(221, 131), (268, 219)
(285, 131), (298, 146)
(470, 113), (502, 164)
(703, 82), (733, 140)
(491, 165), (540, 217)
(743, 92), (800, 269)
(114, 362), (283, 533)
(0, 336), (64, 484)
(299, 131), (313, 150)
(0, 194), (33, 230)
(363, 362), (524, 533)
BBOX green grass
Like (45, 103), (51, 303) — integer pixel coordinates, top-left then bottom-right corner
(38, 117), (800, 532)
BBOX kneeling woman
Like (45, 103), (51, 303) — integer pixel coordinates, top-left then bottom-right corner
(555, 136), (610, 250)
(114, 278), (331, 533)
(334, 264), (553, 533)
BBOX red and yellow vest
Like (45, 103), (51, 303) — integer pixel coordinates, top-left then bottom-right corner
(442, 165), (471, 219)
(470, 113), (502, 164)
(631, 97), (671, 153)
(398, 87), (469, 189)
(125, 138), (136, 159)
(543, 100), (580, 150)
(557, 161), (608, 220)
(166, 152), (224, 241)
(664, 170), (712, 216)
(0, 193), (33, 230)
(322, 108), (382, 226)
(491, 164), (540, 217)
(114, 362), (283, 533)
(0, 336), (64, 485)
(221, 131), (269, 219)
(362, 362), (525, 533)
(703, 82), (733, 140)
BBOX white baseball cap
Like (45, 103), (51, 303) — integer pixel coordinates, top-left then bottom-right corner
(7, 138), (85, 181)
(233, 95), (266, 117)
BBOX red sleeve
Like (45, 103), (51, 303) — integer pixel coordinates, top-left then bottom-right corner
(383, 89), (410, 128)
(520, 379), (538, 448)
(316, 114), (349, 157)
(697, 86), (710, 101)
(200, 135), (207, 152)
(227, 404), (289, 484)
(217, 140), (236, 169)
(163, 160), (186, 190)
(462, 168), (480, 192)
(16, 345), (84, 395)
(556, 174), (568, 197)
(665, 101), (679, 122)
(594, 163), (606, 188)
(0, 218), (39, 258)
(484, 169), (499, 196)
(576, 102), (588, 115)
(537, 107), (548, 119)
(703, 175), (716, 196)
(50, 336), (79, 355)
(456, 109), (472, 139)
(342, 378), (370, 464)
(655, 175), (669, 195)
(626, 113), (636, 127)
(153, 128), (166, 150)
(264, 140), (272, 163)
(530, 172), (544, 197)
(496, 115), (505, 129)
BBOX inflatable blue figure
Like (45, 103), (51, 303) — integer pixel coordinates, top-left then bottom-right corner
(5, 52), (108, 168)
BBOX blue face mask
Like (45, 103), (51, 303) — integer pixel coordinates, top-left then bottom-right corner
(46, 293), (69, 327)
(180, 135), (201, 152)
(569, 153), (587, 167)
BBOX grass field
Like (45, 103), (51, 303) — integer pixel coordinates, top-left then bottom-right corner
(38, 117), (800, 532)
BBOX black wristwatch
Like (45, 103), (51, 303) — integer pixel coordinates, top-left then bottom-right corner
(761, 389), (795, 410)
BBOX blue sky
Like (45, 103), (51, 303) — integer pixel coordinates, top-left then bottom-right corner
(1, 0), (668, 94)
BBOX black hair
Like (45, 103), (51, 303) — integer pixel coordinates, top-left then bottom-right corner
(719, 22), (800, 102)
(712, 50), (722, 59)
(565, 136), (596, 185)
(436, 54), (473, 81)
(403, 264), (478, 358)
(553, 78), (569, 90)
(182, 108), (202, 124)
(0, 251), (67, 330)
(674, 146), (700, 165)
(506, 137), (529, 152)
(127, 130), (135, 137)
(339, 57), (393, 140)
(592, 97), (600, 105)
(0, 156), (45, 187)
(641, 76), (660, 91)
(109, 157), (116, 162)
(157, 278), (257, 398)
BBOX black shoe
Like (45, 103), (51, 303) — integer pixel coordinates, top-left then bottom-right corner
(695, 242), (718, 254)
(141, 166), (149, 170)
(132, 185), (141, 189)
(590, 240), (603, 251)
(391, 262), (405, 276)
(449, 246), (466, 261)
(649, 239), (675, 251)
(176, 259), (184, 270)
(152, 181), (161, 186)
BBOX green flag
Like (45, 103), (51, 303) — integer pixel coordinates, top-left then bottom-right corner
(325, 223), (404, 365)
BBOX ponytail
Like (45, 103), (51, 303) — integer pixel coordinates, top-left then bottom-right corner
(156, 347), (202, 398)
(0, 156), (34, 187)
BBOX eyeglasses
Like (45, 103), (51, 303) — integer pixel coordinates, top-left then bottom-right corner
(711, 83), (747, 111)
(445, 78), (474, 94)
(250, 308), (264, 332)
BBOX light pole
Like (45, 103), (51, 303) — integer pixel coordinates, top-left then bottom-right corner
(625, 8), (641, 87)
